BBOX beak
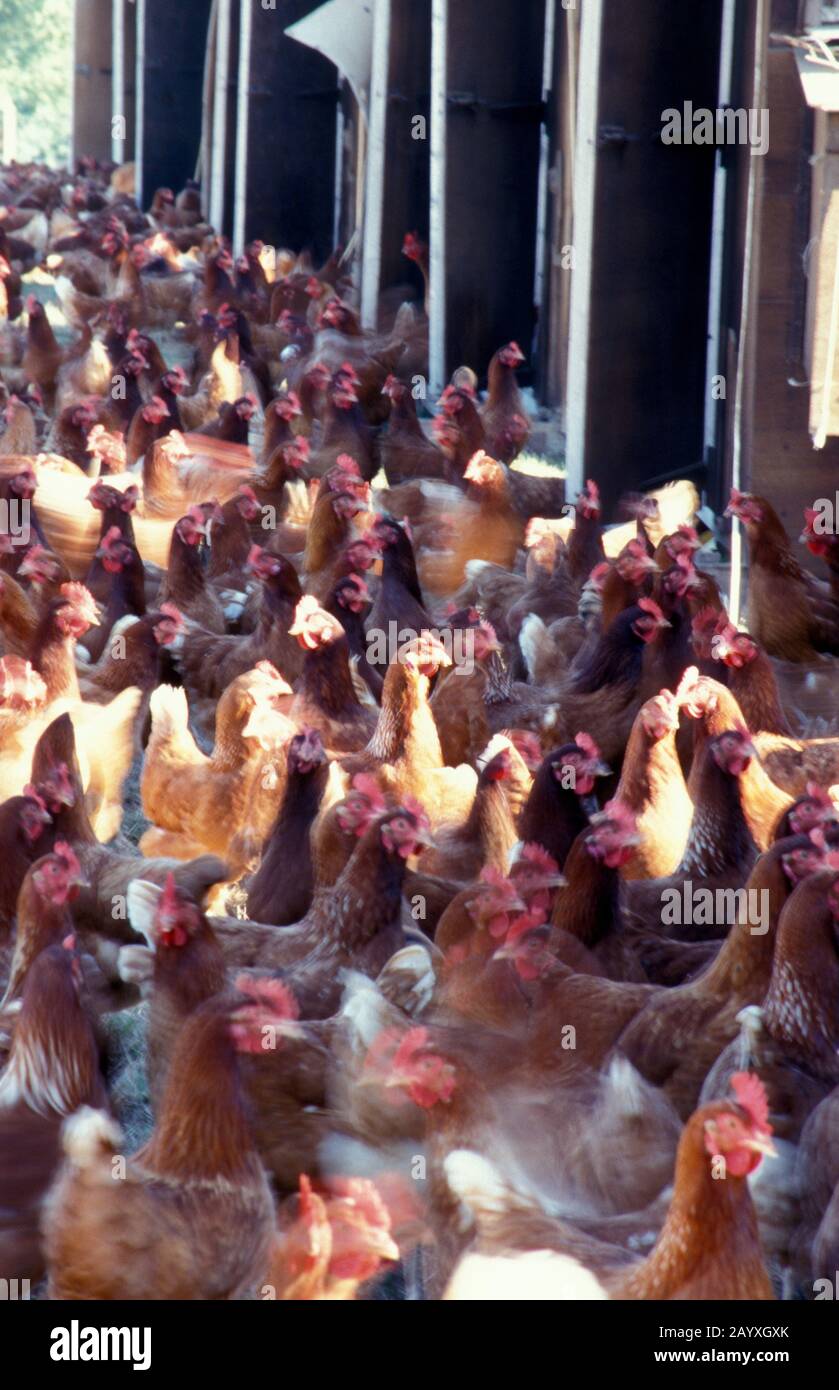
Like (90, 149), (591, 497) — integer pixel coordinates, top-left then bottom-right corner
(743, 1135), (777, 1159)
(411, 828), (436, 852)
(737, 735), (759, 763)
(364, 1228), (400, 1263)
(241, 699), (288, 749)
(273, 1019), (307, 1042)
(505, 894), (529, 914)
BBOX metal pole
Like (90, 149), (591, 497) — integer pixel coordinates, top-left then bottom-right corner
(565, 0), (604, 497)
(232, 0), (253, 256)
(703, 0), (736, 457)
(429, 0), (448, 398)
(333, 95), (345, 251)
(729, 0), (767, 625)
(112, 0), (126, 165)
(533, 0), (557, 317)
(210, 0), (232, 233)
(360, 0), (391, 329)
(135, 0), (147, 203)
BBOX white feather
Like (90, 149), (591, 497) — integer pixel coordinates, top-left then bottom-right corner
(62, 1106), (122, 1165)
(126, 879), (163, 945)
(443, 1250), (609, 1301)
(518, 612), (548, 681)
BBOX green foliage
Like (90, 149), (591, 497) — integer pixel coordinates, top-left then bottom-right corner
(0, 0), (71, 166)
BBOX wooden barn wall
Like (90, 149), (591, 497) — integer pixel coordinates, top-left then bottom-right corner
(743, 0), (839, 545)
(584, 0), (723, 517)
(443, 0), (546, 385)
(242, 1), (338, 260)
(139, 0), (213, 206)
(540, 4), (578, 411)
(378, 0), (431, 323)
(73, 0), (113, 166)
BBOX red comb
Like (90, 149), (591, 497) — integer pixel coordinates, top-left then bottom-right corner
(730, 1072), (771, 1134)
(234, 973), (299, 1020)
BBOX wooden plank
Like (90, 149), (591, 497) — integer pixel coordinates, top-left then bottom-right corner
(361, 0), (392, 327)
(73, 0), (113, 166)
(137, 0), (213, 207)
(745, 34), (839, 547)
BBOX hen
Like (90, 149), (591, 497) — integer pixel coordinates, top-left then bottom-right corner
(140, 663), (295, 874)
(43, 988), (280, 1300)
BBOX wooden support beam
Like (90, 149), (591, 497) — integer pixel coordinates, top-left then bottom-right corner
(233, 0), (253, 253)
(111, 0), (125, 163)
(210, 0), (232, 231)
(361, 0), (392, 328)
(73, 0), (113, 167)
(428, 0), (447, 396)
(737, 0), (839, 569)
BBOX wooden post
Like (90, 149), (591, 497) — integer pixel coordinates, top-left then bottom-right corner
(111, 0), (125, 164)
(733, 0), (839, 571)
(565, 0), (602, 498)
(73, 0), (113, 166)
(209, 0), (232, 231)
(360, 0), (392, 328)
(233, 0), (253, 254)
(429, 0), (447, 397)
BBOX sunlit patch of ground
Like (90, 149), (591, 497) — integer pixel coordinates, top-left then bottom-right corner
(510, 451), (566, 478)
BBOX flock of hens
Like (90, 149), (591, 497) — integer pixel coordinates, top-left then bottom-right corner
(0, 156), (838, 1304)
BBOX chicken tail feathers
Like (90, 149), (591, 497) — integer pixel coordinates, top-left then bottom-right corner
(62, 1106), (122, 1167)
(444, 1149), (536, 1229)
(149, 683), (189, 741)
